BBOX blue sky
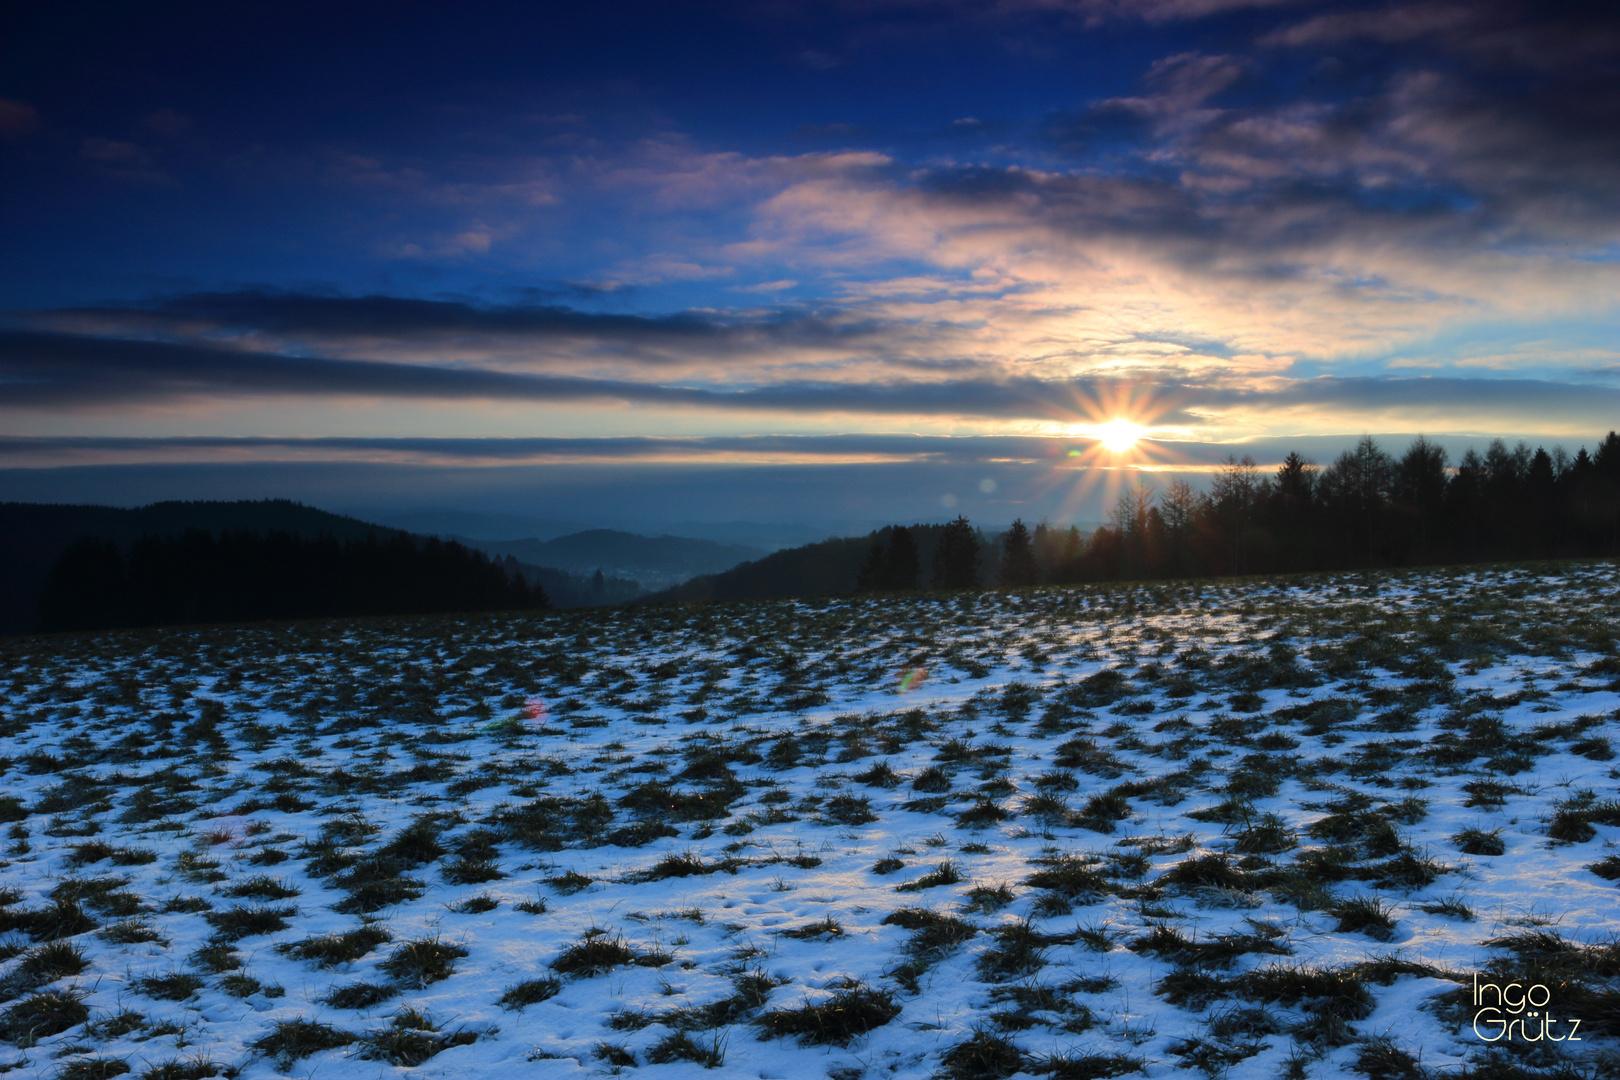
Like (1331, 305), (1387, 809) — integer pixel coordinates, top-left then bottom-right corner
(2, 1), (1618, 529)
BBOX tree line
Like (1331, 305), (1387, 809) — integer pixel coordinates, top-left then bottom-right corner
(36, 528), (549, 632)
(857, 432), (1620, 591)
(855, 518), (1017, 595)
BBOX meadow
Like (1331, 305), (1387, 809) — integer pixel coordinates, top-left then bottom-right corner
(1, 562), (1618, 1079)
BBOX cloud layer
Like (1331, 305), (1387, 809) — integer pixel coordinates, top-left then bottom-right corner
(2, 0), (1617, 480)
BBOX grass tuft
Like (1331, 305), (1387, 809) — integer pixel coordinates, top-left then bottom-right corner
(57, 1057), (131, 1080)
(357, 1008), (477, 1067)
(1451, 827), (1505, 856)
(1351, 1035), (1427, 1080)
(18, 939), (89, 983)
(201, 903), (295, 941)
(221, 874), (300, 900)
(277, 923), (392, 967)
(251, 1017), (356, 1067)
(1331, 895), (1399, 941)
(550, 929), (643, 977)
(896, 859), (963, 892)
(1024, 854), (1111, 902)
(0, 988), (88, 1045)
(500, 976), (563, 1010)
(938, 1027), (1024, 1080)
(137, 1058), (223, 1080)
(323, 980), (400, 1009)
(778, 915), (844, 940)
(134, 972), (206, 1001)
(1026, 1051), (1146, 1079)
(379, 937), (468, 987)
(755, 979), (900, 1046)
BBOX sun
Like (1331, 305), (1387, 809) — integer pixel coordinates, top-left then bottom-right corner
(1096, 417), (1146, 453)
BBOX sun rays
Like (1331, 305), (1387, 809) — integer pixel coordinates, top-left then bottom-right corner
(1013, 382), (1191, 525)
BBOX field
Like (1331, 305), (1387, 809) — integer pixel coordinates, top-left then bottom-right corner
(1, 562), (1618, 1080)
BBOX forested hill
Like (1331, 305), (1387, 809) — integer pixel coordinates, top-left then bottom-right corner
(0, 500), (409, 634)
(640, 523), (963, 604)
(35, 529), (548, 633)
(1, 501), (557, 637)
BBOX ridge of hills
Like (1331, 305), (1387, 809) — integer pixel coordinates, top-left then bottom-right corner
(0, 500), (411, 634)
(1, 500), (999, 634)
(347, 507), (843, 551)
(455, 529), (765, 591)
(641, 523), (966, 604)
(0, 501), (765, 633)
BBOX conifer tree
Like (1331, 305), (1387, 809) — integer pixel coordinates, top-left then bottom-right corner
(855, 537), (887, 592)
(884, 526), (919, 590)
(999, 518), (1036, 587)
(932, 516), (980, 590)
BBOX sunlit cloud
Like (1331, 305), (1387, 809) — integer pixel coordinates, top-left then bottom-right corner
(3, 0), (1617, 500)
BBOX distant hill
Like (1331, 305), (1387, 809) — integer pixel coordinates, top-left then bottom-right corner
(0, 500), (634, 634)
(36, 528), (548, 633)
(653, 521), (844, 552)
(344, 507), (591, 542)
(458, 529), (764, 591)
(0, 500), (416, 635)
(640, 523), (975, 604)
(488, 554), (643, 609)
(346, 509), (843, 552)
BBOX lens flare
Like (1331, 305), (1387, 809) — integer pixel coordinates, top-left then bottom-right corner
(1098, 418), (1145, 453)
(1017, 382), (1187, 527)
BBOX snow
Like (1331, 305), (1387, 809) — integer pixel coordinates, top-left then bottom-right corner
(0, 562), (1617, 1078)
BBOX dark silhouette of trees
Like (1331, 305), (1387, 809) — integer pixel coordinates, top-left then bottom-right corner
(1044, 430), (1620, 588)
(36, 537), (126, 633)
(36, 528), (548, 632)
(1208, 456), (1263, 574)
(856, 539), (886, 592)
(1586, 431), (1620, 550)
(886, 526), (920, 589)
(999, 519), (1036, 586)
(1264, 453), (1319, 572)
(855, 525), (920, 592)
(1320, 436), (1394, 565)
(829, 433), (1620, 599)
(932, 516), (981, 590)
(1032, 522), (1083, 574)
(1390, 436), (1448, 561)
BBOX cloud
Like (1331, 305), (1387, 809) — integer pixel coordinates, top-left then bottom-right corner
(610, 255), (738, 285)
(79, 136), (168, 183)
(7, 428), (1610, 488)
(4, 327), (1617, 440)
(0, 431), (1077, 467)
(0, 328), (1187, 420)
(80, 137), (150, 163)
(26, 290), (881, 362)
(325, 150), (561, 207)
(922, 0), (1307, 25)
(1073, 0), (1305, 22)
(7, 1), (1618, 457)
(703, 6), (1620, 372)
(0, 99), (38, 136)
(1262, 1), (1620, 70)
(142, 109), (194, 137)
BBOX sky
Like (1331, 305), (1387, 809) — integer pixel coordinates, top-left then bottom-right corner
(2, 0), (1617, 533)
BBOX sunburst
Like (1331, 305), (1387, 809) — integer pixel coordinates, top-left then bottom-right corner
(1014, 381), (1189, 525)
(1096, 417), (1146, 453)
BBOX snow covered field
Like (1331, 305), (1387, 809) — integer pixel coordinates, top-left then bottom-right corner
(2, 562), (1618, 1080)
